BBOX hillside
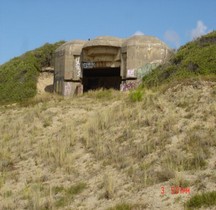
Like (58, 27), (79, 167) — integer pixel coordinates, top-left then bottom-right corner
(0, 41), (64, 104)
(0, 32), (216, 210)
(0, 84), (216, 210)
(142, 31), (216, 88)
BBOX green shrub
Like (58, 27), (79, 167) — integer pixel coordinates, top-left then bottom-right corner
(185, 191), (216, 209)
(0, 41), (64, 104)
(129, 89), (143, 102)
(142, 31), (216, 88)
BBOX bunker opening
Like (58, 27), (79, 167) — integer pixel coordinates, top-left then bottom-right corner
(82, 67), (121, 92)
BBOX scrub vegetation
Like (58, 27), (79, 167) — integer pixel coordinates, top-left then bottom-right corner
(142, 31), (216, 88)
(0, 41), (64, 104)
(185, 191), (216, 209)
(0, 32), (216, 209)
(0, 81), (215, 209)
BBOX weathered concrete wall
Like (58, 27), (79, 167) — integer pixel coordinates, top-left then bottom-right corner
(82, 46), (121, 69)
(63, 82), (83, 96)
(54, 40), (86, 95)
(122, 35), (171, 79)
(136, 63), (159, 79)
(81, 36), (122, 71)
(54, 49), (65, 94)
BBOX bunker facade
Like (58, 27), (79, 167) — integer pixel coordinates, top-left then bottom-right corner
(54, 35), (171, 96)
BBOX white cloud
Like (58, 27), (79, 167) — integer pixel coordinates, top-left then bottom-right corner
(190, 20), (208, 40)
(133, 31), (144, 36)
(164, 30), (180, 48)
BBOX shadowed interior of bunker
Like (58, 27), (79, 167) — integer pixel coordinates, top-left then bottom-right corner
(82, 67), (121, 91)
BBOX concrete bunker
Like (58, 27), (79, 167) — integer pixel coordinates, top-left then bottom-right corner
(54, 40), (86, 96)
(81, 37), (122, 92)
(54, 35), (171, 96)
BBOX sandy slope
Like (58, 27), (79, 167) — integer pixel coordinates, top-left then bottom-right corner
(37, 72), (54, 95)
(0, 81), (216, 210)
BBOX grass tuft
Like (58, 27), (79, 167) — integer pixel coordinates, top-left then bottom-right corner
(185, 191), (216, 209)
(129, 89), (143, 102)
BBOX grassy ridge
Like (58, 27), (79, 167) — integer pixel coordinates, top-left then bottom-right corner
(0, 41), (64, 104)
(142, 31), (216, 88)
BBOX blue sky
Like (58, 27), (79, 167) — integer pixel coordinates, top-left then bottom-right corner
(0, 0), (215, 64)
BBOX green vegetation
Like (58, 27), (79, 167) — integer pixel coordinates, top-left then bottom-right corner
(66, 182), (86, 195)
(54, 182), (87, 207)
(107, 203), (132, 210)
(142, 31), (216, 88)
(129, 89), (143, 102)
(91, 88), (114, 100)
(185, 191), (216, 209)
(84, 88), (124, 101)
(0, 41), (64, 104)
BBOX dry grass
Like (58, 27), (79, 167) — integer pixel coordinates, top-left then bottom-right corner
(0, 82), (216, 209)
